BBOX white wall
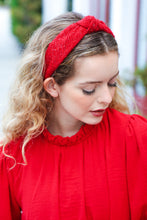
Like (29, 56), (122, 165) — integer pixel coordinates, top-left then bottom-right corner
(42, 0), (67, 23)
(138, 0), (147, 68)
(98, 0), (106, 21)
(72, 0), (90, 16)
(110, 0), (137, 79)
(72, 0), (106, 20)
(89, 0), (98, 17)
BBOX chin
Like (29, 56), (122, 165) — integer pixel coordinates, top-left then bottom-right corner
(84, 116), (103, 125)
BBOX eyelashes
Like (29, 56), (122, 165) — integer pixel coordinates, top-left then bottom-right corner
(82, 82), (117, 95)
(82, 89), (95, 95)
(108, 82), (117, 87)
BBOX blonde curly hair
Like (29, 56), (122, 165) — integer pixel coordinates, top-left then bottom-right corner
(1, 12), (130, 164)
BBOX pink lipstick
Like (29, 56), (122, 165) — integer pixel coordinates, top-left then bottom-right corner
(90, 109), (105, 117)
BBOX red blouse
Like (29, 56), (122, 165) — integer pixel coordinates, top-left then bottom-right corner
(0, 108), (147, 220)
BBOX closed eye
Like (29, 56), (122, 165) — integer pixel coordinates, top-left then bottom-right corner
(108, 82), (117, 87)
(82, 89), (95, 95)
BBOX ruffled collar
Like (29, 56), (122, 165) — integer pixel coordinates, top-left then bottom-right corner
(42, 123), (97, 146)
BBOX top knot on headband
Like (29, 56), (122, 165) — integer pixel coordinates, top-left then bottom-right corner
(44, 16), (115, 79)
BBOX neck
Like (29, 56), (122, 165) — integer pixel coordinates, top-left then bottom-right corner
(47, 108), (83, 137)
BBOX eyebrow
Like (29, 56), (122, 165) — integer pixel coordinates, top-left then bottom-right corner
(79, 71), (119, 85)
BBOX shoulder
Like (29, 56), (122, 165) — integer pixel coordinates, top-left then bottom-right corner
(106, 107), (130, 121)
(103, 108), (147, 143)
(0, 136), (24, 170)
(0, 133), (45, 169)
(102, 108), (130, 135)
(125, 113), (147, 153)
(108, 108), (147, 151)
(106, 107), (147, 130)
(0, 136), (23, 156)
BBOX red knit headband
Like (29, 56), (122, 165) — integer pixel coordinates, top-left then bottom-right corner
(44, 15), (115, 79)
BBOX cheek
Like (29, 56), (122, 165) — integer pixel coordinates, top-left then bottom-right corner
(72, 93), (93, 107)
(65, 90), (93, 110)
(111, 87), (117, 97)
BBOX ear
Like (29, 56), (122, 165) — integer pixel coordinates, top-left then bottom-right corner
(43, 77), (59, 98)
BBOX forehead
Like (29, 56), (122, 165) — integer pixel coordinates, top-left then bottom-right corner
(72, 52), (119, 82)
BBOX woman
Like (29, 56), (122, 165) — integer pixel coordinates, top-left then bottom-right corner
(0, 12), (147, 220)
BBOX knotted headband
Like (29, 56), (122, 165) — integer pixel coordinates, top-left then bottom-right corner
(44, 15), (115, 79)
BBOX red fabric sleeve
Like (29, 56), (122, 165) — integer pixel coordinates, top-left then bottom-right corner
(126, 114), (147, 220)
(0, 152), (21, 220)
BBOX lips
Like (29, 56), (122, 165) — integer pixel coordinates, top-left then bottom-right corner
(90, 109), (106, 117)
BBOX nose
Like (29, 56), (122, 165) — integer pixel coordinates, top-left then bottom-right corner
(97, 85), (113, 105)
